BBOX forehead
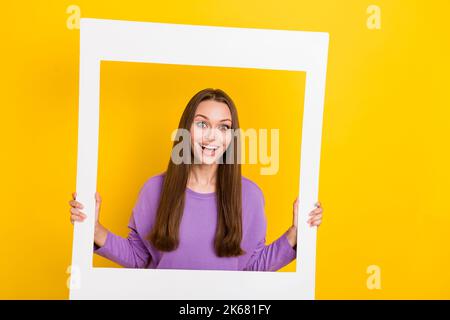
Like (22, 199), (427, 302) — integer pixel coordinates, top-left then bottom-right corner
(194, 100), (231, 120)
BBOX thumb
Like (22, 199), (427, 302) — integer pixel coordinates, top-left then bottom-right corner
(293, 197), (299, 227)
(95, 192), (102, 218)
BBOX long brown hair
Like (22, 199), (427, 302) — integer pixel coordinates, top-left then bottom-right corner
(147, 88), (245, 257)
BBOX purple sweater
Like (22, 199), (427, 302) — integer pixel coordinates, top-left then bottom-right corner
(94, 173), (296, 271)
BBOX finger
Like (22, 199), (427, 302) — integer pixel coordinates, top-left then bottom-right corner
(95, 193), (102, 214)
(68, 200), (84, 209)
(70, 208), (86, 217)
(70, 207), (82, 215)
(308, 213), (323, 220)
(310, 219), (322, 227)
(71, 213), (85, 221)
(71, 215), (85, 223)
(315, 201), (321, 208)
(308, 208), (322, 216)
(307, 214), (323, 223)
(72, 192), (77, 200)
(309, 208), (323, 216)
(95, 192), (102, 211)
(308, 215), (323, 223)
(71, 213), (87, 221)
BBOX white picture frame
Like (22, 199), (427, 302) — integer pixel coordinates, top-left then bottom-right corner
(70, 18), (329, 300)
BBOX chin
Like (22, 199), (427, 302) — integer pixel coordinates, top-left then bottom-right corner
(195, 156), (220, 165)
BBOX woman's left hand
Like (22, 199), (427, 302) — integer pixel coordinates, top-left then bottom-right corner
(287, 198), (324, 247)
(307, 200), (323, 227)
(293, 197), (324, 228)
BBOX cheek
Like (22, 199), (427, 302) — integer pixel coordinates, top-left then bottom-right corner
(223, 131), (232, 148)
(190, 126), (201, 143)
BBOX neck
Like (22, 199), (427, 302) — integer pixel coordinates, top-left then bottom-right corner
(188, 163), (219, 187)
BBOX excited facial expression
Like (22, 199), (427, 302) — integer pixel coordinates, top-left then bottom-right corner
(190, 100), (233, 165)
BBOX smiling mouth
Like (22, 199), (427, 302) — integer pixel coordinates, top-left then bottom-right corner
(199, 143), (219, 156)
(200, 144), (219, 151)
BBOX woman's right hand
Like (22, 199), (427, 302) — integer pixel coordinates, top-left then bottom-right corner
(69, 191), (102, 225)
(69, 191), (108, 247)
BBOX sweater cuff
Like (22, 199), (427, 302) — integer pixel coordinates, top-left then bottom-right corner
(279, 232), (297, 262)
(93, 230), (112, 256)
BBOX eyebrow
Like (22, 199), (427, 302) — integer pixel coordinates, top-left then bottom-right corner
(194, 114), (232, 122)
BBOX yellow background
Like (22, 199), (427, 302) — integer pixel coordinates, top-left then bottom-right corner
(1, 0), (449, 299)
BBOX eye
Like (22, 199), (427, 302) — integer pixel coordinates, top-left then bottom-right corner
(219, 124), (231, 131)
(196, 121), (207, 128)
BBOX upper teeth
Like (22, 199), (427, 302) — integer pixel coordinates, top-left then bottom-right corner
(202, 144), (218, 150)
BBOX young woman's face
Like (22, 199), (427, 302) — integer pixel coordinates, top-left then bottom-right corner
(190, 99), (233, 165)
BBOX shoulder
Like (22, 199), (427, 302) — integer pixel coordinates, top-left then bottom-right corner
(131, 172), (166, 233)
(241, 176), (266, 234)
(136, 172), (166, 206)
(241, 176), (265, 206)
(141, 172), (166, 191)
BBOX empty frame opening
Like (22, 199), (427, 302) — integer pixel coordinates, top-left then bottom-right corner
(94, 60), (306, 272)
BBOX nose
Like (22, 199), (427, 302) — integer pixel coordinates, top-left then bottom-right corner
(203, 127), (217, 142)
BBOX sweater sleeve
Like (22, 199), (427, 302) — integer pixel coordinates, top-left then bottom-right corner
(243, 187), (297, 271)
(243, 231), (297, 271)
(93, 186), (152, 269)
(93, 213), (151, 268)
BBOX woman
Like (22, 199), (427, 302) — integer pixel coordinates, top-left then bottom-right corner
(69, 88), (324, 271)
